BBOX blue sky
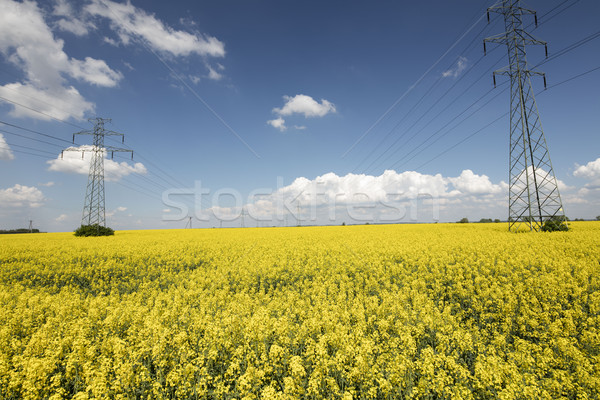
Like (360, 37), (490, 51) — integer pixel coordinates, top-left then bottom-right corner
(0, 0), (599, 231)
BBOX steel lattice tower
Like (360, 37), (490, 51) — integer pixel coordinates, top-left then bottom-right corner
(62, 118), (132, 228)
(484, 0), (566, 232)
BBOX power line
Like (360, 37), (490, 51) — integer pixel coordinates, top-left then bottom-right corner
(367, 24), (600, 175)
(0, 146), (49, 159)
(3, 142), (56, 156)
(546, 64), (600, 88)
(341, 0), (499, 158)
(364, 52), (506, 174)
(352, 20), (505, 173)
(412, 62), (599, 170)
(0, 120), (75, 144)
(354, 0), (588, 175)
(0, 95), (86, 130)
(391, 85), (509, 171)
(0, 128), (65, 148)
(414, 112), (509, 170)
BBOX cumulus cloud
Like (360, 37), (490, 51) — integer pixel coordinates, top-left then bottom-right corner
(206, 63), (223, 81)
(47, 145), (147, 181)
(0, 133), (15, 160)
(267, 117), (287, 132)
(574, 157), (600, 186)
(273, 94), (336, 118)
(197, 169), (508, 225)
(55, 213), (68, 222)
(69, 57), (123, 87)
(53, 0), (94, 36)
(0, 0), (121, 120)
(0, 184), (44, 207)
(0, 83), (94, 120)
(448, 169), (504, 194)
(85, 0), (225, 58)
(442, 56), (468, 78)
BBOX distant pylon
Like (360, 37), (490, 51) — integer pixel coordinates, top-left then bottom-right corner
(28, 220), (33, 233)
(62, 118), (133, 229)
(484, 0), (566, 232)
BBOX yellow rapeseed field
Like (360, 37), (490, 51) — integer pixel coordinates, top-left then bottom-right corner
(0, 222), (599, 399)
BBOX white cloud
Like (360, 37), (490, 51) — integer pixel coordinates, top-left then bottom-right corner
(574, 157), (600, 185)
(203, 169), (509, 225)
(0, 0), (121, 120)
(293, 125), (307, 130)
(85, 0), (225, 58)
(0, 133), (15, 160)
(0, 184), (44, 208)
(448, 169), (504, 194)
(47, 145), (147, 181)
(53, 0), (94, 36)
(55, 213), (68, 222)
(69, 57), (123, 87)
(39, 181), (55, 187)
(103, 36), (119, 46)
(273, 94), (336, 118)
(206, 63), (223, 81)
(56, 18), (90, 36)
(442, 56), (468, 78)
(267, 117), (287, 132)
(116, 206), (127, 212)
(0, 82), (94, 120)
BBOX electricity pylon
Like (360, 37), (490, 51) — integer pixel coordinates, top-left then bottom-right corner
(62, 118), (133, 229)
(484, 0), (566, 232)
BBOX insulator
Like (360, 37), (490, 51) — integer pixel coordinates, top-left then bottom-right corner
(483, 41), (487, 55)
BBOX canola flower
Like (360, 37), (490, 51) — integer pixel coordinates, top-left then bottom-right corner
(0, 222), (599, 399)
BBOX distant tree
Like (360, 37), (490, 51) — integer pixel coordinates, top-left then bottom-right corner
(597, 216), (600, 221)
(458, 218), (469, 224)
(0, 228), (40, 234)
(342, 222), (346, 226)
(494, 219), (501, 223)
(479, 218), (493, 223)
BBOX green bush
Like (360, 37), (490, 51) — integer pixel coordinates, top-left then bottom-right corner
(74, 224), (115, 237)
(542, 216), (569, 232)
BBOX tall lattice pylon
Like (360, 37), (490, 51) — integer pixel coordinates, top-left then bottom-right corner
(62, 118), (133, 228)
(484, 0), (566, 232)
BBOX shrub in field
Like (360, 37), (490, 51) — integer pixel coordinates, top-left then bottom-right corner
(74, 224), (114, 236)
(541, 216), (569, 232)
